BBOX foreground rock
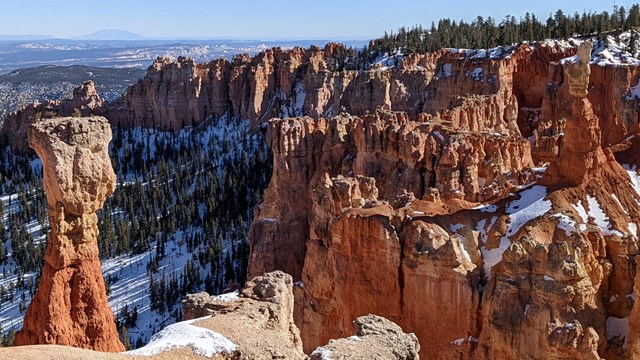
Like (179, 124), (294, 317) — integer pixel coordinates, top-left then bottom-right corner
(182, 271), (305, 359)
(310, 315), (420, 360)
(14, 116), (123, 351)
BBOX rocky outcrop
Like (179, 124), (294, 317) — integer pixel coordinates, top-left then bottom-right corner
(1, 80), (105, 154)
(182, 271), (305, 360)
(309, 315), (420, 360)
(103, 42), (573, 133)
(249, 110), (533, 281)
(14, 116), (123, 352)
(249, 41), (640, 359)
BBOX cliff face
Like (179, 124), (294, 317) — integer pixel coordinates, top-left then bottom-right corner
(249, 42), (640, 359)
(103, 42), (571, 133)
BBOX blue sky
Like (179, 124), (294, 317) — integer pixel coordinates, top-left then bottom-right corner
(2, 0), (638, 39)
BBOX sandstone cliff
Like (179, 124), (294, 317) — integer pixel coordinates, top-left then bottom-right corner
(102, 41), (572, 133)
(14, 116), (123, 352)
(249, 42), (640, 359)
(4, 39), (640, 359)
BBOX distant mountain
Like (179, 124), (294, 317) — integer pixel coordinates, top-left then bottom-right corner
(73, 29), (144, 41)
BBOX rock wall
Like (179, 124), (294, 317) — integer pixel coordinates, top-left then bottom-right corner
(14, 116), (123, 352)
(249, 42), (640, 359)
(103, 42), (572, 133)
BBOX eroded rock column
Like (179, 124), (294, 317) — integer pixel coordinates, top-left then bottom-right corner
(544, 41), (606, 187)
(14, 116), (124, 352)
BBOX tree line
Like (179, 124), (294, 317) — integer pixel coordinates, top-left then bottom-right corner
(325, 4), (640, 71)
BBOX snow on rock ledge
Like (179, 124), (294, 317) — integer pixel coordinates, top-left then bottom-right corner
(125, 316), (237, 357)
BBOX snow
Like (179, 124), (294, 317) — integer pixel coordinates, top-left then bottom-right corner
(347, 335), (362, 342)
(557, 31), (640, 66)
(467, 67), (484, 81)
(624, 165), (640, 199)
(586, 195), (623, 236)
(293, 81), (306, 116)
(606, 316), (630, 348)
(524, 304), (531, 315)
(543, 275), (555, 282)
(480, 186), (550, 279)
(481, 237), (511, 278)
(505, 186), (551, 235)
(450, 338), (465, 346)
(310, 347), (333, 360)
(449, 223), (465, 232)
(432, 130), (445, 141)
(213, 290), (240, 302)
(474, 204), (498, 213)
(437, 63), (452, 78)
(125, 316), (237, 357)
(629, 79), (640, 99)
(552, 213), (576, 236)
(572, 201), (590, 223)
(448, 45), (517, 60)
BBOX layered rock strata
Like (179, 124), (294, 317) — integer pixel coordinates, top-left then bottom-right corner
(102, 42), (572, 132)
(14, 116), (123, 351)
(250, 45), (640, 359)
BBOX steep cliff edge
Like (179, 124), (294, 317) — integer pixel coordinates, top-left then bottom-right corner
(250, 41), (640, 359)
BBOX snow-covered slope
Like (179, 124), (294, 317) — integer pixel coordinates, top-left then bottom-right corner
(0, 115), (269, 346)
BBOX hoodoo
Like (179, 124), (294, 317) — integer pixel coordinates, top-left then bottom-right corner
(14, 116), (124, 352)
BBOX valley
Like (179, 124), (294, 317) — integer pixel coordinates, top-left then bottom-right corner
(2, 3), (640, 359)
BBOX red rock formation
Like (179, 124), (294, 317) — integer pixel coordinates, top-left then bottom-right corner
(1, 80), (105, 154)
(249, 41), (640, 359)
(14, 116), (123, 352)
(103, 42), (573, 134)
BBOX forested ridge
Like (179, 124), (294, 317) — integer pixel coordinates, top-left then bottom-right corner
(324, 3), (640, 71)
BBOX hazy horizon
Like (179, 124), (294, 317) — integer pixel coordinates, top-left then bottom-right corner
(1, 0), (637, 41)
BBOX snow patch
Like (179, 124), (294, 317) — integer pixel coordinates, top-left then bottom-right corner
(552, 213), (576, 236)
(480, 186), (550, 279)
(467, 67), (484, 81)
(543, 275), (555, 282)
(586, 195), (623, 236)
(606, 316), (630, 348)
(213, 290), (240, 302)
(125, 316), (237, 357)
(310, 347), (333, 360)
(437, 63), (452, 78)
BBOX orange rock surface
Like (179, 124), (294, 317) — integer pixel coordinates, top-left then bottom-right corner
(14, 116), (123, 352)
